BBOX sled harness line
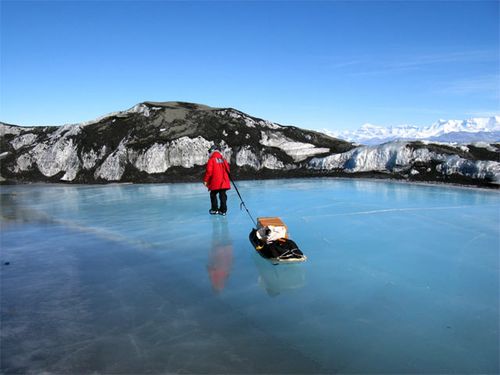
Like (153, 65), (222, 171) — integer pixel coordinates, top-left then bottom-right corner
(223, 163), (257, 227)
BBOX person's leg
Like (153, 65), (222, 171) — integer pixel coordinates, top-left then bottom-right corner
(219, 189), (228, 213)
(210, 191), (219, 213)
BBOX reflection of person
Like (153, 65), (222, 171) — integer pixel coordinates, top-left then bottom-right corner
(207, 220), (233, 293)
(203, 145), (231, 216)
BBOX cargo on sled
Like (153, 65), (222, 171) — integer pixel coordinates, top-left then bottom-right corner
(249, 217), (307, 264)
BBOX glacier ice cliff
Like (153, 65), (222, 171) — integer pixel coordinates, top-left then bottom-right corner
(308, 142), (500, 185)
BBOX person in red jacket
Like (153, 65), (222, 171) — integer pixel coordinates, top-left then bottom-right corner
(204, 145), (231, 215)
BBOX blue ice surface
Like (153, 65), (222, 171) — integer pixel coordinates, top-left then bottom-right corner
(1, 178), (499, 374)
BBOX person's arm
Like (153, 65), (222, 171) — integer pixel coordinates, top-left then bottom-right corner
(204, 157), (213, 186)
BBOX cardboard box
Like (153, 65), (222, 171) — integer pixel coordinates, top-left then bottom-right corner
(257, 217), (288, 239)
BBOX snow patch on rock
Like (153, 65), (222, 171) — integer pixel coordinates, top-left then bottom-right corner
(132, 136), (213, 174)
(244, 118), (256, 128)
(81, 146), (107, 170)
(58, 103), (160, 128)
(13, 153), (34, 172)
(0, 124), (25, 136)
(10, 133), (38, 150)
(234, 146), (287, 170)
(437, 156), (500, 184)
(471, 142), (498, 152)
(167, 136), (213, 168)
(236, 146), (261, 169)
(262, 154), (285, 170)
(128, 103), (152, 117)
(258, 120), (280, 130)
(31, 138), (81, 180)
(260, 131), (330, 162)
(133, 143), (168, 174)
(95, 141), (128, 181)
(49, 124), (82, 140)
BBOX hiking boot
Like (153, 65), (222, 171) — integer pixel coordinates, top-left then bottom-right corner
(209, 209), (219, 215)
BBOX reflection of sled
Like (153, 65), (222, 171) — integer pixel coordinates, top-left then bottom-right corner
(249, 229), (307, 264)
(253, 253), (306, 296)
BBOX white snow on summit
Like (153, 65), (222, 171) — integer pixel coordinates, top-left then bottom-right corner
(327, 116), (500, 145)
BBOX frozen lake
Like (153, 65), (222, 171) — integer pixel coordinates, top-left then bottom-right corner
(1, 178), (499, 374)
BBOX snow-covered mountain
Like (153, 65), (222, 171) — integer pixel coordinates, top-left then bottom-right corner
(328, 116), (500, 145)
(1, 102), (499, 187)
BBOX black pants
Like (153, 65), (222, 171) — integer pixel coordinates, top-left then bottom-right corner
(210, 189), (228, 213)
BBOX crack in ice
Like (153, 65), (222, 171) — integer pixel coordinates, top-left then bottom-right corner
(302, 205), (484, 219)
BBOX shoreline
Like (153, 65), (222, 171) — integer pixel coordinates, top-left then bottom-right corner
(1, 175), (498, 193)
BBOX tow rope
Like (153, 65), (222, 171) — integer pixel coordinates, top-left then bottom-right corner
(223, 163), (257, 227)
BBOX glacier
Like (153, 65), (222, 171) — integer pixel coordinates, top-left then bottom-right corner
(308, 141), (500, 184)
(1, 179), (498, 374)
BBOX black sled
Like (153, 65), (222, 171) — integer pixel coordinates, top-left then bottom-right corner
(249, 228), (307, 264)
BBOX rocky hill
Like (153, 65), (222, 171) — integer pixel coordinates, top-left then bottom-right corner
(1, 101), (499, 188)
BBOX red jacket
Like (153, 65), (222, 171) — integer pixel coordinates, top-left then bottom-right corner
(204, 151), (231, 191)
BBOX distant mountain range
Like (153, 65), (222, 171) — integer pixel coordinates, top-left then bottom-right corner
(1, 102), (499, 187)
(327, 116), (500, 145)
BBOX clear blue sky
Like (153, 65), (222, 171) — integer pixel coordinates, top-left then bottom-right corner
(1, 0), (498, 131)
